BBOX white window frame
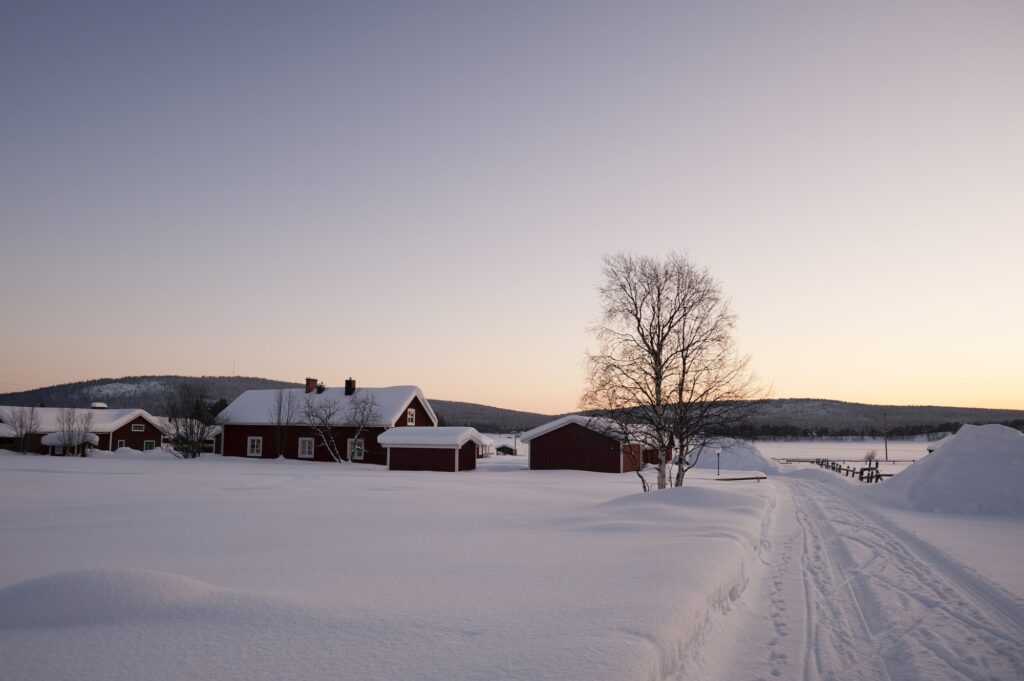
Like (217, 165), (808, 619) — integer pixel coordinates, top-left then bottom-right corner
(406, 408), (416, 426)
(298, 437), (315, 459)
(116, 439), (125, 449)
(347, 437), (365, 461)
(247, 436), (263, 457)
(131, 423), (145, 432)
(143, 440), (156, 451)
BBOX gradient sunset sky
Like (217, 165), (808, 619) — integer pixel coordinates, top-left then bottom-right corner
(2, 2), (1021, 414)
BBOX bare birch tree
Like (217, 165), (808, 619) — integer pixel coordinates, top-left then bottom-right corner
(303, 395), (345, 463)
(345, 392), (382, 461)
(163, 381), (220, 459)
(268, 389), (300, 458)
(56, 408), (95, 456)
(9, 406), (39, 454)
(582, 252), (764, 489)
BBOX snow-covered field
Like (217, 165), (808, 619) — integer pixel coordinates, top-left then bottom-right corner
(1, 427), (1022, 681)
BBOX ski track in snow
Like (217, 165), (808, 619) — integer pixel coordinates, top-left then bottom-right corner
(736, 477), (1024, 681)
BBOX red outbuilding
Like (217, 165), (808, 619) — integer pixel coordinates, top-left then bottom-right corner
(520, 415), (649, 473)
(378, 426), (482, 472)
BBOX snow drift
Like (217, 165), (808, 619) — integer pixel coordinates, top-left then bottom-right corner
(867, 424), (1024, 514)
(0, 569), (227, 629)
(688, 439), (780, 475)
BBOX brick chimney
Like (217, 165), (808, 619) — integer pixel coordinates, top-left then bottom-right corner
(305, 377), (318, 394)
(345, 378), (356, 395)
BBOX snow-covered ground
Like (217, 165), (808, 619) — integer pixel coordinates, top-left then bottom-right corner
(1, 429), (1022, 681)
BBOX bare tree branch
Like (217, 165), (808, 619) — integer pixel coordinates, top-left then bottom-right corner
(163, 381), (220, 459)
(9, 406), (39, 454)
(583, 252), (767, 489)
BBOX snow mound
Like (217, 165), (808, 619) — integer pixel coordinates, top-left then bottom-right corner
(688, 439), (779, 474)
(0, 569), (224, 629)
(868, 424), (1024, 514)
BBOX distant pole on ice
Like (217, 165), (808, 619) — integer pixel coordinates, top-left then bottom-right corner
(716, 446), (721, 476)
(883, 412), (889, 462)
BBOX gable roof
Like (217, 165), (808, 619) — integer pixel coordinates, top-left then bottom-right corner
(0, 406), (164, 435)
(520, 415), (628, 443)
(378, 426), (481, 449)
(218, 385), (437, 428)
(519, 415), (670, 446)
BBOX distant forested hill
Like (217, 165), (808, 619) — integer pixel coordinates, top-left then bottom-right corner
(0, 377), (1020, 436)
(733, 398), (1024, 438)
(0, 376), (299, 415)
(429, 400), (553, 432)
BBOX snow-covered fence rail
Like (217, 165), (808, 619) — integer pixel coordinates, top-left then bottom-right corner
(813, 458), (893, 483)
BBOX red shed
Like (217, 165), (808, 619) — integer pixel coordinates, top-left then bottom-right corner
(379, 427), (481, 472)
(520, 415), (647, 473)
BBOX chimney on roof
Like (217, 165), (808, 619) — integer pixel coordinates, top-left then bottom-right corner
(305, 377), (318, 394)
(344, 378), (356, 395)
(90, 402), (108, 409)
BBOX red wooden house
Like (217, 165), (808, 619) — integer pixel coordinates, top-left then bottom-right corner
(0, 404), (167, 454)
(218, 378), (437, 464)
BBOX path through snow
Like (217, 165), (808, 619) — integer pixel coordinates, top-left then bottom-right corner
(724, 473), (1024, 681)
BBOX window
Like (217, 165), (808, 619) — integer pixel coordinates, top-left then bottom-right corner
(298, 437), (315, 459)
(247, 436), (263, 457)
(347, 438), (365, 461)
(131, 423), (145, 432)
(116, 439), (125, 449)
(406, 408), (416, 426)
(55, 446), (64, 455)
(143, 440), (155, 451)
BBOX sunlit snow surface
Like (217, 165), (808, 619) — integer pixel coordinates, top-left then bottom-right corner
(1, 433), (1022, 681)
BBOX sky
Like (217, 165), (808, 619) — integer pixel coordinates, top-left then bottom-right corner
(1, 1), (1022, 414)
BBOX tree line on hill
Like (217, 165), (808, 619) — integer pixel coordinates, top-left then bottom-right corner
(2, 375), (1022, 438)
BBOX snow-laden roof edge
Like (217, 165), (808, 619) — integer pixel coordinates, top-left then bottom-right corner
(218, 385), (438, 428)
(378, 426), (482, 449)
(0, 406), (165, 435)
(40, 432), (101, 446)
(520, 415), (631, 443)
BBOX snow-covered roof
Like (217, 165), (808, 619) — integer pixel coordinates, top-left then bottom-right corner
(378, 427), (481, 449)
(520, 415), (643, 444)
(40, 432), (101, 447)
(0, 423), (15, 438)
(0, 406), (163, 434)
(218, 386), (437, 428)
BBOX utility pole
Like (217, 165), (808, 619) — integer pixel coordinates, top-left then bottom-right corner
(883, 411), (889, 462)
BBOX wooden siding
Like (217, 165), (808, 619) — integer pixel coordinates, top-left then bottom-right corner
(458, 441), (477, 471)
(389, 446), (474, 472)
(397, 396), (435, 427)
(528, 422), (625, 473)
(222, 424), (389, 464)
